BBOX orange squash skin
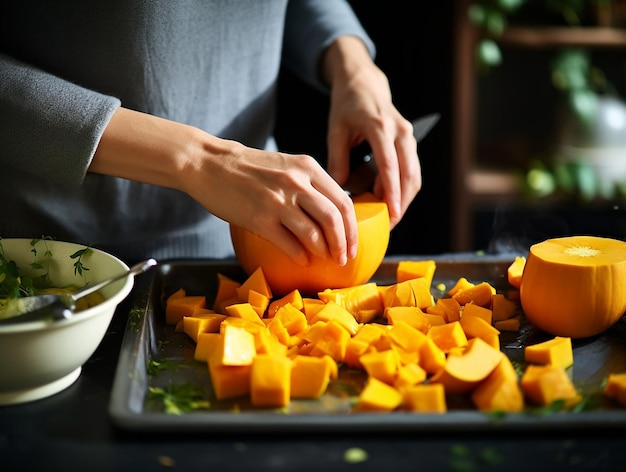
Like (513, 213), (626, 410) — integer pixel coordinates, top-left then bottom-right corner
(230, 193), (390, 296)
(520, 236), (626, 338)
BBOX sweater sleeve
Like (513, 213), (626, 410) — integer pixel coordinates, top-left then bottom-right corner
(0, 53), (120, 186)
(282, 0), (376, 92)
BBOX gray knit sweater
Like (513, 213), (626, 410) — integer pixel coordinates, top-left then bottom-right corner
(0, 0), (374, 262)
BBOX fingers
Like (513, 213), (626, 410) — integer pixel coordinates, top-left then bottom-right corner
(244, 154), (358, 268)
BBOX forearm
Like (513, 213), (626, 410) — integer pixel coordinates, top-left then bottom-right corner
(89, 107), (236, 192)
(321, 35), (377, 88)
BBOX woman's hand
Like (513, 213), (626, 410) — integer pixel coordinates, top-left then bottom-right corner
(90, 107), (358, 267)
(322, 36), (422, 229)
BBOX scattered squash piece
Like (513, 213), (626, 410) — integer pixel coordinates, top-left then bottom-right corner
(430, 337), (504, 395)
(357, 377), (403, 412)
(418, 336), (447, 374)
(494, 317), (522, 332)
(524, 336), (574, 369)
(461, 303), (493, 325)
(448, 277), (475, 296)
(212, 273), (241, 311)
(604, 373), (626, 406)
(267, 289), (304, 318)
(359, 349), (398, 385)
(385, 306), (430, 333)
(250, 354), (292, 407)
(382, 277), (434, 310)
(471, 356), (524, 413)
(274, 303), (309, 336)
(394, 363), (427, 391)
(224, 302), (265, 326)
(396, 259), (437, 286)
(452, 281), (496, 307)
(290, 355), (332, 399)
(427, 321), (468, 353)
(507, 256), (526, 289)
(310, 300), (359, 336)
(459, 313), (500, 350)
(318, 283), (383, 323)
(430, 297), (461, 323)
(403, 383), (447, 413)
(165, 295), (207, 325)
(183, 312), (227, 342)
(491, 293), (517, 321)
(194, 332), (222, 362)
(520, 364), (581, 407)
(214, 324), (256, 366)
(236, 266), (272, 302)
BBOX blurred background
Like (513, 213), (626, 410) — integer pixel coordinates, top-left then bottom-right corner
(275, 0), (626, 256)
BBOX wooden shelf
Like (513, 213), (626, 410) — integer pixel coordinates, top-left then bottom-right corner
(466, 170), (521, 197)
(451, 0), (626, 251)
(499, 26), (626, 48)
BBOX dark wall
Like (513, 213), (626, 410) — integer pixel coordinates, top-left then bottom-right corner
(275, 1), (455, 255)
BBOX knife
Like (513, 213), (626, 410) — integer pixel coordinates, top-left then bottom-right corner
(343, 112), (440, 196)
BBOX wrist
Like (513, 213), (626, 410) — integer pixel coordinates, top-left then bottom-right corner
(321, 35), (373, 87)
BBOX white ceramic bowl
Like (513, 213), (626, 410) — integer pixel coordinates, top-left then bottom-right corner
(0, 238), (133, 405)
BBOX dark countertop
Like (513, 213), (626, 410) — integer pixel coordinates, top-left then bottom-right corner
(2, 272), (626, 472)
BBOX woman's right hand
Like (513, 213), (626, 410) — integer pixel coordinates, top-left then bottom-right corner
(90, 107), (358, 267)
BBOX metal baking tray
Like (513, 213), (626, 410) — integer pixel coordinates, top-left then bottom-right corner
(109, 254), (626, 432)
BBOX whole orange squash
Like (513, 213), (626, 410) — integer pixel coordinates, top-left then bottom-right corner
(520, 235), (626, 338)
(230, 192), (390, 296)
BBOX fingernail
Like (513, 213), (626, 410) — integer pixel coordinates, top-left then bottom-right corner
(337, 252), (347, 266)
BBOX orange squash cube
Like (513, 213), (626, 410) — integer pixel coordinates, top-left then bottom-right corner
(521, 364), (581, 407)
(183, 312), (227, 342)
(461, 303), (493, 324)
(194, 332), (222, 362)
(394, 363), (427, 391)
(452, 281), (496, 307)
(396, 259), (437, 286)
(357, 377), (403, 412)
(307, 319), (351, 362)
(236, 266), (272, 302)
(318, 282), (383, 323)
(224, 302), (265, 326)
(267, 289), (304, 318)
(427, 321), (468, 353)
(385, 306), (430, 333)
(165, 295), (207, 325)
(212, 273), (241, 311)
(387, 320), (427, 353)
(418, 336), (447, 374)
(524, 336), (573, 369)
(507, 256), (526, 289)
(274, 303), (308, 335)
(448, 277), (475, 296)
(403, 383), (447, 413)
(359, 349), (398, 385)
(604, 373), (626, 406)
(383, 278), (434, 310)
(250, 354), (292, 407)
(214, 324), (256, 366)
(459, 313), (500, 349)
(471, 356), (524, 413)
(491, 293), (517, 321)
(430, 337), (504, 395)
(310, 300), (359, 336)
(290, 355), (332, 399)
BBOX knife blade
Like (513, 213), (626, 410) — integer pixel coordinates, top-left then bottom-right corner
(343, 112), (440, 196)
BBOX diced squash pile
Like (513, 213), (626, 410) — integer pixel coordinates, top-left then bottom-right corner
(162, 258), (622, 413)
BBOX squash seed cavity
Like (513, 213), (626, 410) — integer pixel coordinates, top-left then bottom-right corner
(564, 245), (600, 258)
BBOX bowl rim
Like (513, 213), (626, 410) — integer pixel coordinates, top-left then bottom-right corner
(0, 238), (133, 333)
